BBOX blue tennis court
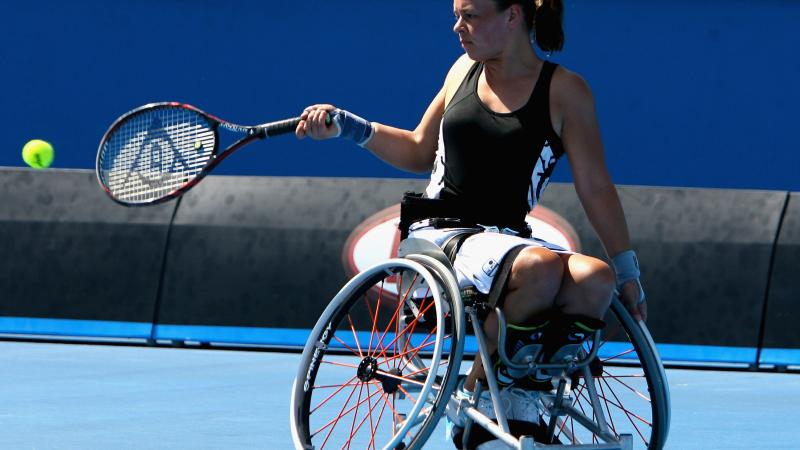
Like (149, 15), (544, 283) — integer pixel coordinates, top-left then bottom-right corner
(1, 340), (796, 449)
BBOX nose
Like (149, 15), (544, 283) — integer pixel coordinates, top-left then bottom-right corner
(453, 16), (464, 33)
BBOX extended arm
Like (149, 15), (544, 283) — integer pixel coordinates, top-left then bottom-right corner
(296, 87), (444, 174)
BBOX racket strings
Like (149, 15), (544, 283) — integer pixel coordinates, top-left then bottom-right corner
(99, 107), (216, 204)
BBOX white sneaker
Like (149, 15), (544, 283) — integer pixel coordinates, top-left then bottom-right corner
(445, 376), (510, 440)
(446, 377), (498, 426)
(503, 387), (542, 424)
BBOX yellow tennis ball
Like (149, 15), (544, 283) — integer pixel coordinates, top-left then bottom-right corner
(22, 139), (54, 169)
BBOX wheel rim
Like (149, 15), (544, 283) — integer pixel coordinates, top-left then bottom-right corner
(552, 300), (667, 450)
(293, 260), (458, 450)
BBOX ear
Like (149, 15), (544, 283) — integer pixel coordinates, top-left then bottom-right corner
(506, 4), (524, 29)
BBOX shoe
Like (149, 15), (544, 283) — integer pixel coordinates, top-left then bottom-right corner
(445, 375), (508, 441)
(445, 376), (498, 425)
(503, 387), (542, 424)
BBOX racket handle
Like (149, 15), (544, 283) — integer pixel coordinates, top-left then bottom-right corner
(263, 117), (302, 137)
(261, 114), (332, 137)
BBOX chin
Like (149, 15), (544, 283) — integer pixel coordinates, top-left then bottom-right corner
(463, 49), (486, 61)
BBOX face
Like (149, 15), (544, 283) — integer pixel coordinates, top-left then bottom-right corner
(452, 0), (513, 60)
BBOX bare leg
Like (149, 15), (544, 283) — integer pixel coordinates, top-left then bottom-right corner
(464, 247), (564, 391)
(553, 253), (615, 319)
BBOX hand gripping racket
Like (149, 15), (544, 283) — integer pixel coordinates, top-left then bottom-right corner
(96, 102), (310, 206)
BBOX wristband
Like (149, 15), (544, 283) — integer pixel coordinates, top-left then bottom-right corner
(329, 109), (374, 147)
(611, 249), (646, 305)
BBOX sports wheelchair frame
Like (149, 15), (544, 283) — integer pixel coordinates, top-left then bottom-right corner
(291, 238), (670, 450)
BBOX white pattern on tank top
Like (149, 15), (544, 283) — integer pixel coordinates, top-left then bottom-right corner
(528, 143), (557, 210)
(425, 121), (446, 199)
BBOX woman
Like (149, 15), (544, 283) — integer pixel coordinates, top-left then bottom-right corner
(297, 0), (646, 446)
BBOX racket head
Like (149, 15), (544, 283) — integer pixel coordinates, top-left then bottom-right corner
(96, 102), (219, 206)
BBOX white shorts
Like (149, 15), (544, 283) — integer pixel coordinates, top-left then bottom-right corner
(408, 222), (573, 294)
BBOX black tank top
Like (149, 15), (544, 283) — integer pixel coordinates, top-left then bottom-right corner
(425, 61), (564, 230)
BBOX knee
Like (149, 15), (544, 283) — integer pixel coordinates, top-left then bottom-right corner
(572, 257), (615, 302)
(507, 247), (564, 292)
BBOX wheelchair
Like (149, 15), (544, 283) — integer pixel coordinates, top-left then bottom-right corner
(291, 238), (671, 450)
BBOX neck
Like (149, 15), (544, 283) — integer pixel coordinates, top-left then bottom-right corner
(482, 36), (541, 81)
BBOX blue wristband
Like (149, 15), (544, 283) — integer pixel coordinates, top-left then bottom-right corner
(611, 250), (646, 304)
(329, 109), (374, 147)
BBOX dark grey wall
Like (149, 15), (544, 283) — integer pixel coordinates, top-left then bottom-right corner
(0, 168), (797, 364)
(542, 185), (786, 348)
(763, 193), (799, 351)
(158, 176), (424, 329)
(0, 168), (174, 335)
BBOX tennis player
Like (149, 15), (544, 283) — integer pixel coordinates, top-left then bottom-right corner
(297, 0), (646, 447)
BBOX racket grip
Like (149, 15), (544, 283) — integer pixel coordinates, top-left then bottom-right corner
(262, 114), (332, 137)
(263, 117), (302, 137)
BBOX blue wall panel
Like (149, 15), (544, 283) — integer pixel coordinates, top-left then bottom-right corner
(1, 0), (798, 190)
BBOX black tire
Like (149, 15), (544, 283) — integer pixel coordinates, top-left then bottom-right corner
(290, 257), (465, 450)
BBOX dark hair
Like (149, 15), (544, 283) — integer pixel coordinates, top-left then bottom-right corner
(493, 0), (564, 52)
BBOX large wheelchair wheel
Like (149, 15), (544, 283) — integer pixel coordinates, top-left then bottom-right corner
(550, 298), (671, 450)
(291, 257), (465, 450)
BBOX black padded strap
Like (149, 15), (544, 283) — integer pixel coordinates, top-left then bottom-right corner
(441, 230), (480, 262)
(486, 244), (528, 309)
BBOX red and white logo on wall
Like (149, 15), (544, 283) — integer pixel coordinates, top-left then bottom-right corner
(341, 204), (581, 293)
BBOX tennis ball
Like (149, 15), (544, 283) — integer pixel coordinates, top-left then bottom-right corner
(22, 139), (54, 169)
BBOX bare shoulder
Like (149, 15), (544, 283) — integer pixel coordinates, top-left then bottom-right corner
(443, 53), (476, 106)
(551, 65), (595, 112)
(549, 65), (598, 135)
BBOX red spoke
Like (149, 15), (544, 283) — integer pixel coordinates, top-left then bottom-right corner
(375, 369), (426, 388)
(314, 379), (376, 390)
(595, 374), (646, 379)
(559, 382), (586, 437)
(602, 347), (636, 362)
(571, 416), (576, 444)
(368, 394), (390, 450)
(394, 297), (401, 370)
(332, 335), (362, 358)
(601, 369), (651, 402)
(573, 384), (592, 440)
(321, 360), (361, 370)
(577, 382), (651, 426)
(347, 314), (364, 359)
(399, 290), (430, 357)
(392, 392), (397, 431)
(313, 386), (384, 439)
(317, 381), (360, 450)
(344, 382), (366, 449)
(311, 375), (358, 414)
(398, 327), (439, 372)
(397, 384), (416, 404)
(370, 273), (416, 361)
(404, 360), (447, 379)
(399, 305), (421, 364)
(599, 327), (624, 349)
(365, 384), (376, 449)
(345, 383), (389, 449)
(597, 376), (619, 437)
(372, 296), (436, 364)
(600, 376), (650, 444)
(366, 287), (382, 355)
(387, 332), (444, 368)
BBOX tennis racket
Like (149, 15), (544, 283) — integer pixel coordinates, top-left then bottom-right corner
(96, 102), (310, 206)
